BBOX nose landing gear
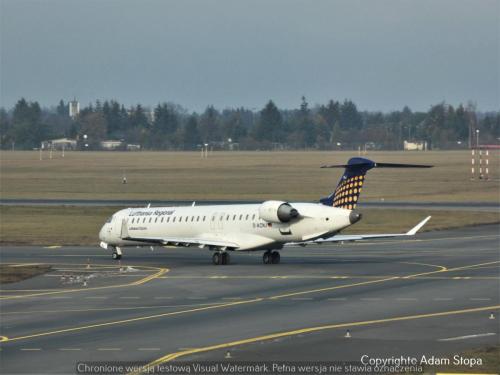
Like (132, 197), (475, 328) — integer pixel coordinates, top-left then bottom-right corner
(212, 252), (230, 265)
(263, 250), (280, 264)
(111, 246), (122, 260)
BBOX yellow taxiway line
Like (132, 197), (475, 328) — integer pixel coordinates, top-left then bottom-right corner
(0, 263), (168, 300)
(268, 277), (399, 300)
(136, 305), (500, 373)
(1, 299), (262, 343)
(0, 260), (496, 344)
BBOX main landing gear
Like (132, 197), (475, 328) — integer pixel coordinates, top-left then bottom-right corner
(111, 246), (122, 260)
(212, 252), (230, 265)
(263, 250), (280, 264)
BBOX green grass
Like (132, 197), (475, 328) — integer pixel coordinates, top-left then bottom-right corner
(0, 206), (498, 246)
(1, 150), (499, 202)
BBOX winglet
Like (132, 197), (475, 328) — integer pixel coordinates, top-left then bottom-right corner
(406, 216), (431, 235)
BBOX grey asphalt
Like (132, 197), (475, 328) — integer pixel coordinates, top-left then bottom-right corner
(0, 224), (499, 374)
(1, 198), (499, 212)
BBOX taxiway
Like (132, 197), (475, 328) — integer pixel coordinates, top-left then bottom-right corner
(0, 224), (499, 373)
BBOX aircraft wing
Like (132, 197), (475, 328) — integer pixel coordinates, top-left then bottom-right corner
(120, 220), (239, 249)
(290, 216), (431, 245)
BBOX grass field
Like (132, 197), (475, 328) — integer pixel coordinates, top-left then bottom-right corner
(0, 264), (52, 284)
(0, 206), (498, 246)
(1, 150), (499, 202)
(424, 346), (500, 374)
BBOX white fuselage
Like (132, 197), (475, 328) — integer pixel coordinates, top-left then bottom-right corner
(99, 203), (353, 251)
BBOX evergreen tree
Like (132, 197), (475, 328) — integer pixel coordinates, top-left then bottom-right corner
(57, 100), (67, 116)
(255, 100), (283, 143)
(199, 106), (220, 142)
(181, 115), (201, 149)
(340, 100), (363, 130)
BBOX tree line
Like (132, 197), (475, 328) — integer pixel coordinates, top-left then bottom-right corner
(0, 97), (498, 150)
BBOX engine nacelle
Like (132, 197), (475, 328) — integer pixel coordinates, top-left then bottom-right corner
(258, 200), (299, 223)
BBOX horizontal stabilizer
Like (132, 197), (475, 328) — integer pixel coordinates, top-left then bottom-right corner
(320, 157), (433, 209)
(288, 216), (431, 246)
(321, 162), (433, 169)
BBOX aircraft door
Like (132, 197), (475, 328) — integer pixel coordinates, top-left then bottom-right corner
(210, 212), (224, 232)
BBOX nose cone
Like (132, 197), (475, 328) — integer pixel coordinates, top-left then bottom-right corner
(99, 225), (106, 241)
(349, 210), (362, 224)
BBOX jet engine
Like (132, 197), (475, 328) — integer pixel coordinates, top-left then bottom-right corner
(258, 200), (299, 223)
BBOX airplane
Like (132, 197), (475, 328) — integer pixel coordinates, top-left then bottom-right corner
(99, 157), (432, 265)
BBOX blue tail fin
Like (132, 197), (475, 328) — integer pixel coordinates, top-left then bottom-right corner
(320, 157), (432, 209)
(320, 158), (374, 209)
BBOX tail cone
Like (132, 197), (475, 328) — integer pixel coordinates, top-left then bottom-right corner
(349, 211), (362, 224)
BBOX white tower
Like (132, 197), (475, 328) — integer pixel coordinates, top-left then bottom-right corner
(69, 99), (80, 118)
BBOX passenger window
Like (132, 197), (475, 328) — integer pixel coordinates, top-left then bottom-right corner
(173, 217), (176, 222)
(197, 216), (200, 221)
(191, 216), (194, 222)
(203, 216), (206, 221)
(142, 218), (146, 223)
(239, 214), (243, 220)
(167, 217), (170, 222)
(155, 217), (158, 223)
(246, 214), (249, 220)
(161, 217), (164, 223)
(179, 216), (182, 222)
(252, 214), (255, 220)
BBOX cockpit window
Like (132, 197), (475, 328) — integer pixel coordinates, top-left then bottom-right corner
(105, 216), (113, 223)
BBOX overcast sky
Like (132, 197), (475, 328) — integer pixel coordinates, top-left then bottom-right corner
(1, 0), (498, 112)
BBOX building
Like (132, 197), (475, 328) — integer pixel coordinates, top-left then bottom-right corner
(42, 138), (77, 150)
(126, 144), (141, 151)
(69, 99), (80, 118)
(100, 140), (124, 150)
(404, 140), (427, 151)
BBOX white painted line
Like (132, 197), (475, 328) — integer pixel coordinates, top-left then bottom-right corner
(439, 333), (496, 342)
(433, 298), (453, 301)
(11, 264), (41, 267)
(119, 296), (140, 299)
(470, 298), (492, 301)
(97, 348), (121, 351)
(397, 298), (418, 301)
(49, 296), (72, 299)
(361, 298), (382, 301)
(327, 298), (347, 301)
(85, 296), (108, 299)
(20, 348), (41, 351)
(154, 296), (173, 299)
(221, 297), (242, 300)
(59, 348), (82, 351)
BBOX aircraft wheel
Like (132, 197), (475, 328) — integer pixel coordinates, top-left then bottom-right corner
(212, 252), (221, 265)
(221, 252), (230, 265)
(263, 251), (271, 264)
(271, 251), (280, 264)
(112, 251), (122, 260)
